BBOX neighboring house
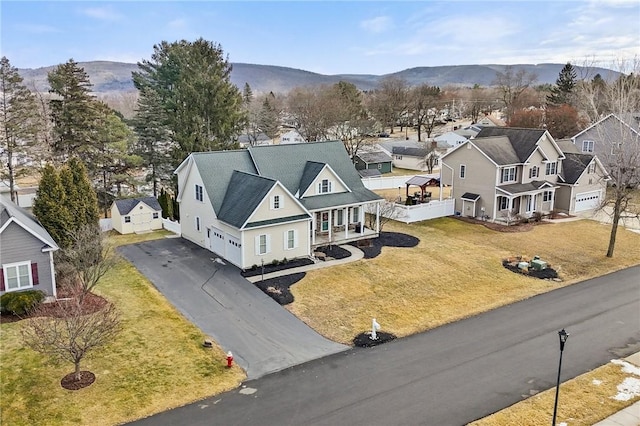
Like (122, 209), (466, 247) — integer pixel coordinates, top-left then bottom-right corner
(434, 132), (469, 149)
(0, 181), (38, 209)
(441, 127), (607, 221)
(354, 151), (393, 174)
(175, 141), (382, 269)
(0, 198), (58, 299)
(570, 113), (640, 164)
(280, 130), (306, 145)
(111, 197), (163, 234)
(238, 133), (272, 148)
(476, 113), (506, 127)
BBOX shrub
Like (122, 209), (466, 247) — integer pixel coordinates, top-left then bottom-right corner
(271, 259), (280, 266)
(0, 290), (46, 315)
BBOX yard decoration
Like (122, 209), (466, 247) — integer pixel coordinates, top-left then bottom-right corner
(371, 318), (381, 340)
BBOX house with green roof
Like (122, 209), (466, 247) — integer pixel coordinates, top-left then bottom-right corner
(441, 127), (608, 221)
(175, 141), (382, 269)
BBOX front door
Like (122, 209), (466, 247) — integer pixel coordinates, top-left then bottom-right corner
(321, 212), (329, 232)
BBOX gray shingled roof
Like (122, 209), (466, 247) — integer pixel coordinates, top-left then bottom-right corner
(461, 192), (480, 201)
(217, 171), (278, 228)
(356, 151), (392, 164)
(0, 198), (59, 250)
(562, 153), (593, 184)
(358, 169), (382, 178)
(114, 197), (162, 215)
(476, 127), (547, 162)
(392, 146), (429, 157)
(298, 161), (326, 196)
(472, 136), (520, 165)
(498, 181), (553, 195)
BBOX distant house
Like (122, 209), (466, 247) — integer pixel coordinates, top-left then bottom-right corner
(476, 113), (506, 127)
(238, 133), (272, 148)
(280, 130), (306, 145)
(111, 197), (163, 234)
(1, 199), (59, 299)
(434, 132), (469, 149)
(353, 151), (393, 174)
(0, 181), (38, 209)
(570, 113), (640, 165)
(441, 127), (608, 220)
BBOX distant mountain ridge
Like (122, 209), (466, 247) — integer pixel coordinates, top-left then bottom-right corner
(18, 61), (621, 94)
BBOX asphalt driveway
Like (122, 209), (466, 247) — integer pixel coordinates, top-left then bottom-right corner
(118, 238), (348, 379)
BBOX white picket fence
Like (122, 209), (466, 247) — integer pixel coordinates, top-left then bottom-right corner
(162, 218), (181, 235)
(361, 174), (438, 190)
(383, 198), (455, 224)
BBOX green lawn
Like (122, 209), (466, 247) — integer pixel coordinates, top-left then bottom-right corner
(0, 230), (245, 426)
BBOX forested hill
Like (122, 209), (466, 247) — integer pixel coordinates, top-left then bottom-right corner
(18, 61), (620, 94)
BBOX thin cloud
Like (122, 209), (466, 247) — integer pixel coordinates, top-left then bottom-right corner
(168, 18), (188, 30)
(15, 24), (61, 34)
(360, 16), (393, 34)
(81, 6), (123, 22)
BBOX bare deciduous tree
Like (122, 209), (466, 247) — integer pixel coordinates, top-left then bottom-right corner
(493, 66), (538, 122)
(22, 297), (121, 382)
(365, 198), (398, 231)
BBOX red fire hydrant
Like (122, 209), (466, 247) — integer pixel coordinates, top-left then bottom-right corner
(226, 351), (233, 368)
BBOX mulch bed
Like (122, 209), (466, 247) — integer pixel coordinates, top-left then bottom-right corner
(241, 258), (314, 278)
(253, 272), (306, 305)
(61, 371), (96, 390)
(0, 292), (107, 324)
(353, 331), (397, 347)
(314, 245), (351, 260)
(350, 231), (420, 259)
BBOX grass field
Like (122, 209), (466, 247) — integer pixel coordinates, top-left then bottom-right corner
(0, 231), (246, 426)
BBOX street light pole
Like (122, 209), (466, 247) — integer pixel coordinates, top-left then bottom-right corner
(552, 328), (569, 425)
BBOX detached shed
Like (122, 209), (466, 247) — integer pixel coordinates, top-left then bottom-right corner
(354, 151), (393, 174)
(111, 197), (163, 234)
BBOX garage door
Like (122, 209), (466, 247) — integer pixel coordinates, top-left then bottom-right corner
(575, 191), (601, 212)
(226, 235), (242, 267)
(210, 227), (225, 255)
(132, 212), (152, 233)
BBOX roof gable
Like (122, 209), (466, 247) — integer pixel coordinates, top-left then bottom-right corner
(476, 127), (547, 162)
(113, 197), (161, 215)
(472, 136), (520, 165)
(0, 199), (59, 250)
(298, 161), (326, 196)
(217, 171), (277, 228)
(562, 153), (595, 184)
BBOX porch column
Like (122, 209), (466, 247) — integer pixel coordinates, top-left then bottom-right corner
(360, 205), (365, 234)
(328, 210), (332, 241)
(550, 191), (555, 212)
(376, 202), (380, 233)
(311, 213), (316, 245)
(344, 207), (349, 239)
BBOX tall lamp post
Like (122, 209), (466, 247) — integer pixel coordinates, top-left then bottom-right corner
(552, 328), (569, 425)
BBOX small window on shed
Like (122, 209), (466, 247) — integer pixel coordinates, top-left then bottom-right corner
(124, 216), (131, 223)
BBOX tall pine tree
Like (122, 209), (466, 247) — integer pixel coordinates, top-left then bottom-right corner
(0, 56), (38, 203)
(547, 62), (578, 106)
(67, 157), (99, 229)
(33, 164), (73, 248)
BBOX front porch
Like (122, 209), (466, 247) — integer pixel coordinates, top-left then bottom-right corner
(494, 182), (556, 222)
(312, 226), (378, 247)
(310, 203), (380, 248)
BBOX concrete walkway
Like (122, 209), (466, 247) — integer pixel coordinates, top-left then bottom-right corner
(593, 352), (640, 426)
(245, 244), (364, 283)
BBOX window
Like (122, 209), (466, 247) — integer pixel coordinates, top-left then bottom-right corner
(195, 216), (201, 232)
(459, 164), (466, 179)
(257, 234), (269, 255)
(318, 179), (332, 194)
(352, 207), (359, 223)
(377, 163), (382, 170)
(124, 216), (131, 223)
(153, 212), (159, 219)
(285, 230), (297, 250)
(529, 166), (539, 179)
(501, 167), (517, 183)
(498, 196), (509, 210)
(588, 162), (596, 174)
(271, 195), (281, 210)
(582, 140), (594, 153)
(2, 262), (35, 292)
(395, 155), (403, 160)
(195, 184), (204, 202)
(545, 162), (557, 175)
(336, 210), (344, 226)
(543, 191), (553, 202)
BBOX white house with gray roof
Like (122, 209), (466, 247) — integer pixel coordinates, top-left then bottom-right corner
(441, 127), (607, 221)
(1, 199), (59, 299)
(175, 141), (382, 269)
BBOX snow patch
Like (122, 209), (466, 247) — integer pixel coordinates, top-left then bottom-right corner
(612, 377), (640, 401)
(611, 359), (640, 376)
(592, 379), (602, 385)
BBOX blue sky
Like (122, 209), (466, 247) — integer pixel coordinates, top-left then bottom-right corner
(2, 1), (639, 74)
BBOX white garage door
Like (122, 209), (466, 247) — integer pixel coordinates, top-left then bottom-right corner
(210, 227), (225, 255)
(575, 191), (601, 212)
(132, 212), (152, 233)
(226, 235), (242, 267)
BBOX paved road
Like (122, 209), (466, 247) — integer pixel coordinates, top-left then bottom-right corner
(118, 238), (347, 379)
(131, 265), (640, 426)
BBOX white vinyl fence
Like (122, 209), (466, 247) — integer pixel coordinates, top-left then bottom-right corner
(162, 218), (181, 235)
(99, 218), (113, 232)
(361, 174), (437, 190)
(382, 198), (455, 224)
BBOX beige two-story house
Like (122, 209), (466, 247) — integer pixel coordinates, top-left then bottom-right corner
(441, 127), (607, 221)
(175, 141), (381, 269)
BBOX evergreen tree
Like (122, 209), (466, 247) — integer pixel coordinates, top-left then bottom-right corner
(0, 56), (39, 203)
(67, 157), (99, 229)
(547, 62), (578, 106)
(259, 95), (280, 140)
(33, 164), (73, 248)
(48, 59), (101, 163)
(133, 38), (246, 168)
(242, 83), (253, 106)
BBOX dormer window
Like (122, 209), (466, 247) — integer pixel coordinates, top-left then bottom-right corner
(318, 179), (332, 194)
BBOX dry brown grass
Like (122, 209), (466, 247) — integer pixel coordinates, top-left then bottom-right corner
(288, 218), (640, 344)
(469, 359), (640, 426)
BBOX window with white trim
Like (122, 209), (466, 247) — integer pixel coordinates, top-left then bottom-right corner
(318, 179), (332, 194)
(377, 163), (382, 170)
(459, 164), (466, 179)
(336, 210), (344, 226)
(352, 207), (360, 223)
(124, 216), (131, 223)
(153, 212), (159, 219)
(271, 195), (281, 210)
(498, 196), (509, 210)
(257, 234), (270, 255)
(195, 184), (204, 202)
(543, 191), (553, 202)
(501, 167), (517, 183)
(545, 162), (557, 175)
(285, 229), (297, 250)
(582, 140), (594, 153)
(588, 162), (596, 174)
(2, 261), (33, 292)
(529, 166), (539, 179)
(195, 216), (201, 232)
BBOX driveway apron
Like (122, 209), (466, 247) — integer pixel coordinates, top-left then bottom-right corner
(118, 238), (348, 379)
